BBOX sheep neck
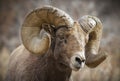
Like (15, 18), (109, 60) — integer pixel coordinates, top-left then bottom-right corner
(27, 51), (72, 81)
(43, 52), (72, 81)
(43, 39), (72, 81)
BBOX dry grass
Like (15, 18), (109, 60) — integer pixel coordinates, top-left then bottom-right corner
(0, 47), (10, 81)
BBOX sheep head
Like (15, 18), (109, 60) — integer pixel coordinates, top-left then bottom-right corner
(21, 6), (107, 71)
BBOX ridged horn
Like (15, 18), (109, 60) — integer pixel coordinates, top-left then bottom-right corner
(21, 6), (74, 54)
(78, 15), (107, 68)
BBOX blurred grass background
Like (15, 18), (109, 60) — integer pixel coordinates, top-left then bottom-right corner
(0, 0), (120, 81)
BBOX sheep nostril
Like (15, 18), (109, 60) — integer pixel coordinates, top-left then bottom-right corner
(75, 57), (81, 64)
(81, 59), (85, 62)
(75, 57), (85, 64)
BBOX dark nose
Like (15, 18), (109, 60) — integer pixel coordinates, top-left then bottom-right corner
(75, 57), (85, 65)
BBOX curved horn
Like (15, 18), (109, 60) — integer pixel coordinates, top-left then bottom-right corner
(21, 6), (74, 54)
(78, 15), (107, 68)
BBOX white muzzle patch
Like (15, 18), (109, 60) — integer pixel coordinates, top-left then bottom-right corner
(70, 51), (86, 71)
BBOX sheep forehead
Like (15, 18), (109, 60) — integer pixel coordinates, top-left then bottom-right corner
(55, 24), (85, 43)
(55, 25), (85, 53)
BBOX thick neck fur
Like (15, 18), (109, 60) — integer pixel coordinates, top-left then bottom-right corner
(24, 43), (72, 81)
(6, 41), (72, 81)
(44, 54), (71, 81)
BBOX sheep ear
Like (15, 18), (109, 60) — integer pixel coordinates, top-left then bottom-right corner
(78, 15), (107, 68)
(42, 23), (56, 36)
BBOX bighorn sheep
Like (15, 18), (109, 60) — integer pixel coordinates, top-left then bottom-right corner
(5, 6), (107, 81)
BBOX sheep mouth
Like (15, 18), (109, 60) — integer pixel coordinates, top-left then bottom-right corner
(70, 61), (85, 71)
(70, 63), (81, 71)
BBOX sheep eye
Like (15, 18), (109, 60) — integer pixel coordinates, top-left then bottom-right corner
(58, 36), (67, 44)
(59, 36), (64, 40)
(56, 34), (64, 40)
